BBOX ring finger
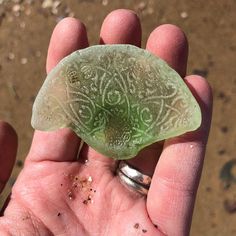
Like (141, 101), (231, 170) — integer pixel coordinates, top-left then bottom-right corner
(127, 24), (189, 176)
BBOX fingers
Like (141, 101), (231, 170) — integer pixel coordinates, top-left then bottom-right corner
(147, 75), (213, 235)
(28, 18), (89, 162)
(100, 9), (141, 47)
(0, 122), (17, 193)
(46, 17), (89, 73)
(127, 24), (189, 176)
(82, 9), (142, 169)
(146, 24), (188, 77)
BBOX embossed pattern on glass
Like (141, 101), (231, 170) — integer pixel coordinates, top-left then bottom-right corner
(31, 45), (202, 159)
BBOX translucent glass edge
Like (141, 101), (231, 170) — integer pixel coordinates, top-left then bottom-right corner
(31, 44), (203, 159)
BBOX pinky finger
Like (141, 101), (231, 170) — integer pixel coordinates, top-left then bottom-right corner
(147, 75), (213, 236)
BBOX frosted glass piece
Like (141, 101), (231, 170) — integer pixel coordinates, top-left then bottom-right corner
(31, 45), (201, 159)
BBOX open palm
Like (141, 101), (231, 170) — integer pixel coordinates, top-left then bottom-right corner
(0, 10), (212, 236)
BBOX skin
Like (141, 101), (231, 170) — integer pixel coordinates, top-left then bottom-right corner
(0, 9), (212, 236)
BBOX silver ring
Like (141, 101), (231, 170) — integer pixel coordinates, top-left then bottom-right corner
(118, 161), (152, 186)
(117, 161), (152, 195)
(117, 170), (149, 195)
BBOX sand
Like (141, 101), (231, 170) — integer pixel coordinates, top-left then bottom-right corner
(0, 0), (236, 235)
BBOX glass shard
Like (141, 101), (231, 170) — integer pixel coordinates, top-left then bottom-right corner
(31, 44), (201, 159)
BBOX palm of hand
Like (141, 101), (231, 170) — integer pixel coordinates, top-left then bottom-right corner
(8, 159), (155, 235)
(0, 9), (212, 236)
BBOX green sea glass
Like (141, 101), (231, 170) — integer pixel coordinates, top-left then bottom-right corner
(31, 44), (201, 159)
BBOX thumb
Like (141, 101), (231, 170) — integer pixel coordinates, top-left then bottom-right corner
(0, 121), (18, 194)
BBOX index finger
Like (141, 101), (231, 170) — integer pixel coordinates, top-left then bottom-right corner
(27, 18), (89, 163)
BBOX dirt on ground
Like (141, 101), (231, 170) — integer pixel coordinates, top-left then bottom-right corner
(0, 0), (236, 235)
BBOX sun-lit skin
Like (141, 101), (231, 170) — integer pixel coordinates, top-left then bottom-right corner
(0, 9), (212, 236)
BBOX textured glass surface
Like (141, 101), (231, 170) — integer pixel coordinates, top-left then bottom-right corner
(31, 44), (201, 159)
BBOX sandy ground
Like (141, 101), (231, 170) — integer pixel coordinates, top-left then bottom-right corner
(0, 0), (236, 235)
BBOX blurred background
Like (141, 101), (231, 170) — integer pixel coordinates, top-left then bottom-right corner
(0, 0), (235, 235)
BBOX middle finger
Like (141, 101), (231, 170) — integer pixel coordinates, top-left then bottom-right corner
(82, 9), (142, 170)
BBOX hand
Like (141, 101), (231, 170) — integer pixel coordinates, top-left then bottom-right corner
(0, 9), (212, 236)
